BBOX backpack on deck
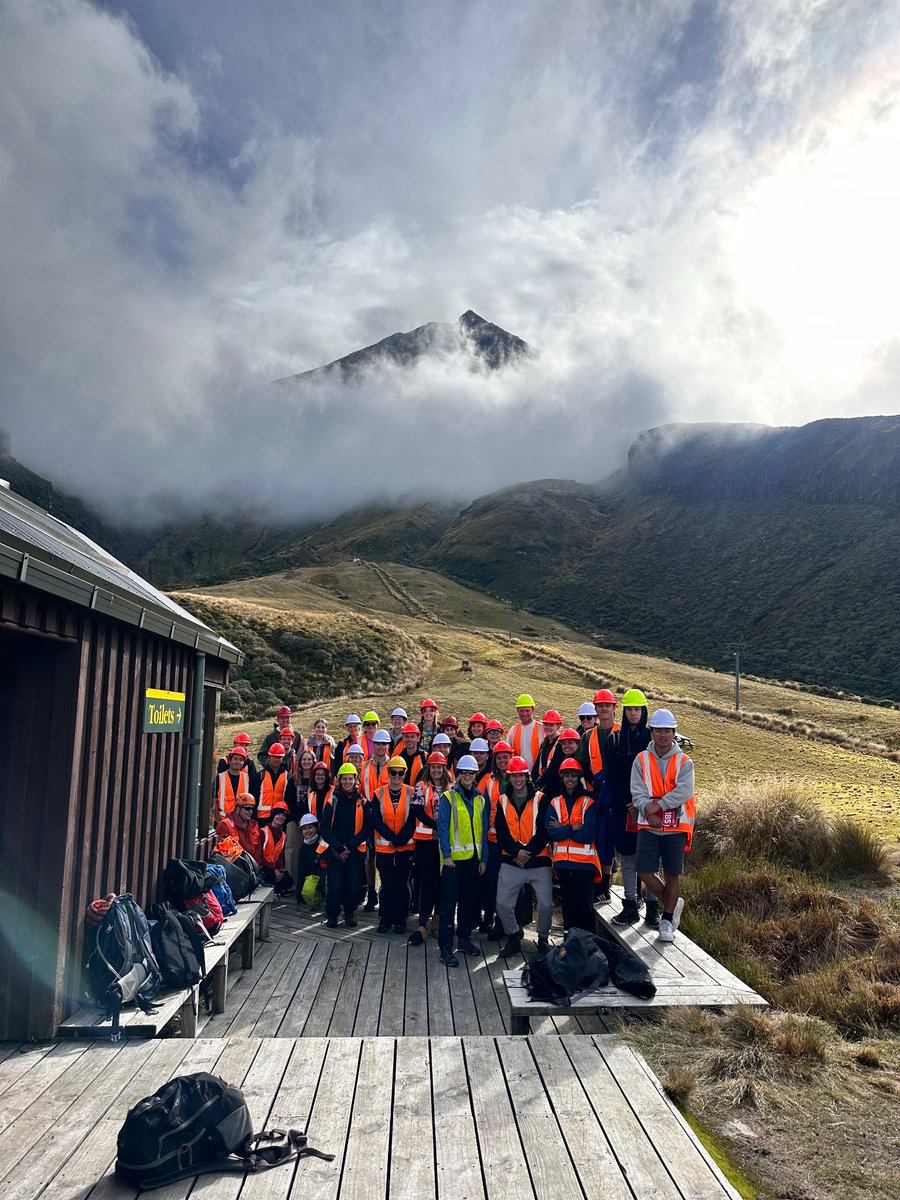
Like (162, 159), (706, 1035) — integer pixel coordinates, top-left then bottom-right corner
(205, 862), (238, 916)
(115, 1072), (334, 1189)
(521, 928), (611, 1006)
(163, 859), (217, 906)
(210, 849), (261, 901)
(149, 903), (207, 989)
(184, 889), (224, 935)
(85, 894), (162, 1040)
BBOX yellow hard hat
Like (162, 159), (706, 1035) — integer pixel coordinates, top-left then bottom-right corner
(363, 711), (379, 723)
(336, 763), (358, 777)
(387, 756), (407, 770)
(515, 694), (535, 708)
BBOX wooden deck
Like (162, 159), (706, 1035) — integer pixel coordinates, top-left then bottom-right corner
(0, 1034), (741, 1199)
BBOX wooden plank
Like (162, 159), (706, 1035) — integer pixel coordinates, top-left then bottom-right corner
(562, 1035), (684, 1199)
(377, 940), (407, 1036)
(404, 937), (429, 1035)
(339, 1038), (394, 1200)
(480, 943), (513, 1035)
(352, 938), (388, 1035)
(593, 1035), (738, 1199)
(198, 939), (279, 1035)
(495, 1037), (583, 1200)
(251, 939), (316, 1037)
(446, 948), (480, 1035)
(218, 943), (296, 1038)
(529, 1037), (633, 1200)
(277, 940), (333, 1038)
(301, 1038), (364, 1200)
(462, 1038), (535, 1200)
(302, 942), (353, 1037)
(0, 1042), (57, 1097)
(389, 1038), (436, 1200)
(430, 1037), (486, 1200)
(423, 938), (455, 1036)
(465, 951), (507, 1036)
(328, 940), (371, 1036)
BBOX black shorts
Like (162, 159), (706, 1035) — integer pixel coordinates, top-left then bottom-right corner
(635, 831), (687, 876)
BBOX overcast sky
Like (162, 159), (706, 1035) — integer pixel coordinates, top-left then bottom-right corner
(1, 0), (898, 521)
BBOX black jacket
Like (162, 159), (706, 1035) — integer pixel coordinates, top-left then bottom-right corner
(597, 710), (650, 810)
(319, 787), (368, 860)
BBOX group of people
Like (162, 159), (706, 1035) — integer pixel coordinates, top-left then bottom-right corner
(213, 691), (696, 966)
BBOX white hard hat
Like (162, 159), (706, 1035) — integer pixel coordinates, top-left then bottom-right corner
(391, 707), (408, 719)
(299, 813), (319, 827)
(373, 729), (391, 744)
(469, 738), (489, 753)
(456, 755), (479, 772)
(346, 713), (362, 725)
(648, 708), (678, 729)
(432, 732), (452, 746)
(348, 743), (365, 756)
(577, 702), (595, 718)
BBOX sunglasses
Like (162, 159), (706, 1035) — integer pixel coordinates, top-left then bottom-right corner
(388, 769), (405, 776)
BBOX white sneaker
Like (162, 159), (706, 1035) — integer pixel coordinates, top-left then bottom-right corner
(671, 898), (685, 932)
(657, 919), (674, 943)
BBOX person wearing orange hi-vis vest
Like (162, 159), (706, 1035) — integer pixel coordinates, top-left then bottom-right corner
(319, 764), (368, 928)
(632, 709), (695, 944)
(254, 742), (288, 822)
(493, 756), (554, 956)
(545, 759), (601, 934)
(408, 752), (452, 946)
(258, 802), (295, 896)
(214, 746), (251, 820)
(370, 758), (417, 934)
(507, 694), (543, 770)
(361, 730), (392, 912)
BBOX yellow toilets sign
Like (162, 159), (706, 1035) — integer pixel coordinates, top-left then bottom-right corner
(143, 688), (186, 733)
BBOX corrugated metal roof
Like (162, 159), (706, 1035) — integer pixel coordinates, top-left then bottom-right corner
(0, 485), (243, 664)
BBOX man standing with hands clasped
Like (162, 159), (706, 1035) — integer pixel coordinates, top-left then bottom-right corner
(437, 755), (488, 967)
(632, 709), (695, 943)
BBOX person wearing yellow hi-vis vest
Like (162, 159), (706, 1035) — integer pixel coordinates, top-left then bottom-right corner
(436, 755), (489, 968)
(631, 709), (695, 945)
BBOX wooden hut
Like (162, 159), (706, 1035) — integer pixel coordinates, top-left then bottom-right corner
(0, 484), (242, 1038)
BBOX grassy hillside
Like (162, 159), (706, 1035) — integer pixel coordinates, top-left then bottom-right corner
(199, 563), (900, 840)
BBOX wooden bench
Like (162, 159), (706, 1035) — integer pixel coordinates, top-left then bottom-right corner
(58, 886), (274, 1040)
(503, 890), (768, 1034)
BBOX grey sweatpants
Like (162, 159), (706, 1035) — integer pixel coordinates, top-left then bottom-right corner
(495, 863), (553, 937)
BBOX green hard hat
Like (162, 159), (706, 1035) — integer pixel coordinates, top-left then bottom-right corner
(621, 688), (648, 707)
(336, 763), (358, 776)
(515, 694), (535, 708)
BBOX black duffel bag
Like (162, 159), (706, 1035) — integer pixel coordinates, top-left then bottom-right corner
(163, 859), (217, 906)
(210, 850), (261, 902)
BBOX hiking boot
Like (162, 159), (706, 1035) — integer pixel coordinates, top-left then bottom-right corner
(612, 899), (639, 926)
(363, 889), (378, 912)
(392, 923), (407, 935)
(672, 897), (685, 932)
(643, 901), (659, 930)
(537, 936), (550, 954)
(325, 917), (339, 928)
(344, 914), (358, 928)
(457, 938), (480, 956)
(377, 921), (391, 934)
(440, 946), (459, 968)
(657, 919), (674, 943)
(408, 928), (425, 946)
(500, 934), (521, 957)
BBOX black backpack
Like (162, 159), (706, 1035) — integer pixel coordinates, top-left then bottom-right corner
(149, 903), (207, 989)
(521, 928), (611, 1006)
(115, 1073), (334, 1188)
(210, 850), (261, 901)
(85, 894), (162, 1040)
(164, 859), (217, 905)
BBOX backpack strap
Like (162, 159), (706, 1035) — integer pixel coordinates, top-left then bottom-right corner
(240, 1128), (336, 1168)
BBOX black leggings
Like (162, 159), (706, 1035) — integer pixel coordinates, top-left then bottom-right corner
(414, 840), (442, 926)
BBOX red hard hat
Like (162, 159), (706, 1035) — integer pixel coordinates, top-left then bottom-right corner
(484, 719), (504, 732)
(507, 756), (529, 773)
(469, 712), (487, 725)
(493, 741), (514, 755)
(276, 705), (292, 718)
(420, 698), (438, 710)
(542, 710), (563, 724)
(402, 722), (420, 735)
(227, 746), (248, 759)
(270, 800), (290, 816)
(268, 743), (286, 757)
(426, 751), (448, 765)
(313, 762), (330, 775)
(593, 689), (617, 705)
(279, 727), (296, 740)
(559, 728), (580, 742)
(559, 758), (582, 773)
(441, 714), (459, 728)
(233, 732), (252, 745)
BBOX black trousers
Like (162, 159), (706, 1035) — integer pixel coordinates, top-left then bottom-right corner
(557, 869), (597, 933)
(477, 841), (502, 925)
(414, 839), (442, 926)
(376, 851), (412, 926)
(439, 856), (479, 949)
(325, 854), (364, 921)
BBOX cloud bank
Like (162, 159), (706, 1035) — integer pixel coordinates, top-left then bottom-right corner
(1, 0), (898, 522)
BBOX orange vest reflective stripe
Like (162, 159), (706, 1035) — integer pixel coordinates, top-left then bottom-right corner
(414, 782), (439, 840)
(309, 786), (334, 853)
(261, 824), (285, 868)
(217, 768), (249, 820)
(510, 721), (542, 767)
(635, 751), (695, 851)
(550, 792), (602, 872)
(322, 792), (366, 855)
(362, 758), (390, 800)
(498, 792), (540, 845)
(257, 770), (287, 819)
(477, 774), (503, 843)
(403, 755), (424, 788)
(588, 722), (620, 777)
(374, 784), (414, 853)
(307, 740), (332, 769)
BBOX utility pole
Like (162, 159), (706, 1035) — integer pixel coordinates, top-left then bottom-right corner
(726, 644), (747, 710)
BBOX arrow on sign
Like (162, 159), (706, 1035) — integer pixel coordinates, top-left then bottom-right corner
(176, 707), (183, 721)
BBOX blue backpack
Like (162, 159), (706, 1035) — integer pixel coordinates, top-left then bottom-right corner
(205, 863), (237, 916)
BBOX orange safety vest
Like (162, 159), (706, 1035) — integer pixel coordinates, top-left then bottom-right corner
(509, 721), (543, 767)
(635, 750), (695, 851)
(587, 722), (620, 777)
(361, 758), (391, 800)
(498, 791), (542, 846)
(550, 792), (602, 873)
(217, 768), (249, 820)
(477, 774), (503, 843)
(413, 782), (440, 841)
(261, 824), (285, 869)
(322, 792), (367, 855)
(373, 784), (415, 853)
(307, 786), (334, 853)
(257, 769), (287, 819)
(402, 754), (424, 788)
(307, 739), (332, 769)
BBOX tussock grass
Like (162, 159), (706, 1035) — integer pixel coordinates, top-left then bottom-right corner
(661, 1067), (697, 1105)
